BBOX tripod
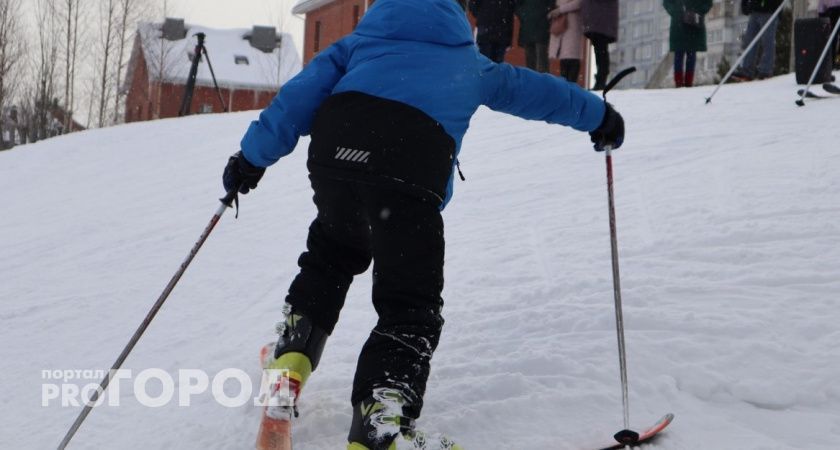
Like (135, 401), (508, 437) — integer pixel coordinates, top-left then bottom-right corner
(178, 32), (228, 116)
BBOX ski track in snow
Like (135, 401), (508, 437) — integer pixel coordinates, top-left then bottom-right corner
(2, 73), (840, 449)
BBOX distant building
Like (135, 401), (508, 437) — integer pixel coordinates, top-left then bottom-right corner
(124, 18), (301, 123)
(613, 0), (820, 88)
(291, 0), (587, 86)
(292, 0), (369, 64)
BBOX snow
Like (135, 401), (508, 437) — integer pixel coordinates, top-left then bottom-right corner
(2, 73), (840, 450)
(136, 22), (301, 90)
(291, 0), (337, 15)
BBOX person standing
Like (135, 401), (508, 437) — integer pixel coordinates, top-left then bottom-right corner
(819, 0), (840, 69)
(548, 0), (584, 82)
(516, 0), (555, 72)
(581, 0), (619, 90)
(222, 0), (625, 448)
(732, 0), (784, 81)
(664, 0), (713, 87)
(469, 0), (517, 63)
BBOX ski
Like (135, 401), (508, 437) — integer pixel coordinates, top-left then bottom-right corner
(822, 83), (840, 95)
(596, 413), (675, 450)
(797, 89), (827, 99)
(256, 342), (293, 450)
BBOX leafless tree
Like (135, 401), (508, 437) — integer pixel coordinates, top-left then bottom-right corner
(57, 0), (88, 132)
(60, 0), (76, 131)
(0, 0), (25, 146)
(96, 0), (117, 128)
(111, 0), (143, 124)
(28, 0), (61, 142)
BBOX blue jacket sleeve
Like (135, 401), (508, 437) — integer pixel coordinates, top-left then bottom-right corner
(479, 56), (606, 132)
(240, 39), (351, 167)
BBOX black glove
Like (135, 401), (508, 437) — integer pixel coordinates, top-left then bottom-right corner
(589, 103), (625, 152)
(223, 151), (266, 194)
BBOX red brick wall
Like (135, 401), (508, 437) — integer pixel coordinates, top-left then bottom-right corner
(125, 36), (152, 123)
(155, 83), (276, 117)
(302, 0), (367, 64)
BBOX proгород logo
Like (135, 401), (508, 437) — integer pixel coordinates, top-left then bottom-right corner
(41, 368), (292, 408)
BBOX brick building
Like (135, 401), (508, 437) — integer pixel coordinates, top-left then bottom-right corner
(124, 19), (301, 123)
(291, 0), (589, 87)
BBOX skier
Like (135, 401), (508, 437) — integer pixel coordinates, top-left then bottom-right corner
(222, 0), (624, 448)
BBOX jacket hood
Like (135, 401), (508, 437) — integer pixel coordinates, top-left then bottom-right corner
(354, 0), (474, 47)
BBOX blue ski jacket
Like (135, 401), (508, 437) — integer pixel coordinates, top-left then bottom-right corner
(240, 0), (606, 207)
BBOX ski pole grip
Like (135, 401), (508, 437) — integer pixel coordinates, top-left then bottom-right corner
(220, 183), (242, 208)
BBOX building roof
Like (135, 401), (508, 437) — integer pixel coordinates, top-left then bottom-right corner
(292, 0), (337, 15)
(132, 21), (301, 91)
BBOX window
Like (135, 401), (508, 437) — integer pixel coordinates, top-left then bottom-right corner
(234, 55), (249, 65)
(199, 104), (213, 114)
(314, 21), (322, 53)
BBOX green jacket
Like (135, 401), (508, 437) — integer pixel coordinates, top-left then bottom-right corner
(515, 0), (555, 45)
(663, 0), (713, 52)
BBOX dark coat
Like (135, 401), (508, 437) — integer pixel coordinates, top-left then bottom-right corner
(744, 0), (783, 13)
(664, 0), (713, 52)
(515, 0), (555, 45)
(469, 0), (517, 46)
(581, 0), (619, 42)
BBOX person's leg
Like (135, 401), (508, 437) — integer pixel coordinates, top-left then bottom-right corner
(271, 175), (373, 394)
(684, 51), (697, 87)
(673, 50), (685, 87)
(756, 13), (778, 78)
(525, 43), (537, 70)
(830, 8), (840, 67)
(535, 41), (550, 72)
(350, 186), (445, 421)
(348, 185), (446, 448)
(477, 41), (493, 61)
(738, 14), (763, 77)
(492, 43), (508, 63)
(479, 42), (506, 63)
(560, 58), (581, 82)
(285, 176), (372, 334)
(591, 34), (610, 89)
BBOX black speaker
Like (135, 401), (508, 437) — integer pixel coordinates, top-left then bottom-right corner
(794, 18), (833, 85)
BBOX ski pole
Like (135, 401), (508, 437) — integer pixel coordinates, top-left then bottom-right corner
(57, 187), (240, 450)
(600, 67), (641, 448)
(796, 16), (840, 106)
(705, 0), (789, 104)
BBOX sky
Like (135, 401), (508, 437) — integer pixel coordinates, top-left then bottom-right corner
(161, 0), (305, 56)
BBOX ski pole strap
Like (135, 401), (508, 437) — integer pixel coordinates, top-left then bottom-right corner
(602, 67), (637, 100)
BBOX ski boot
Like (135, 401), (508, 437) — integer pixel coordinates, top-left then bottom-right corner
(261, 303), (328, 411)
(257, 304), (328, 450)
(347, 387), (462, 450)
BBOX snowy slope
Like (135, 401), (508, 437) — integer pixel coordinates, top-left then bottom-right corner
(2, 74), (839, 450)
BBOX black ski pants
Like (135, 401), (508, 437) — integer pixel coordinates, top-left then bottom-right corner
(285, 175), (445, 419)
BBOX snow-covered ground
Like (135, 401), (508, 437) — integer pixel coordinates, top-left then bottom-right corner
(2, 73), (839, 450)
